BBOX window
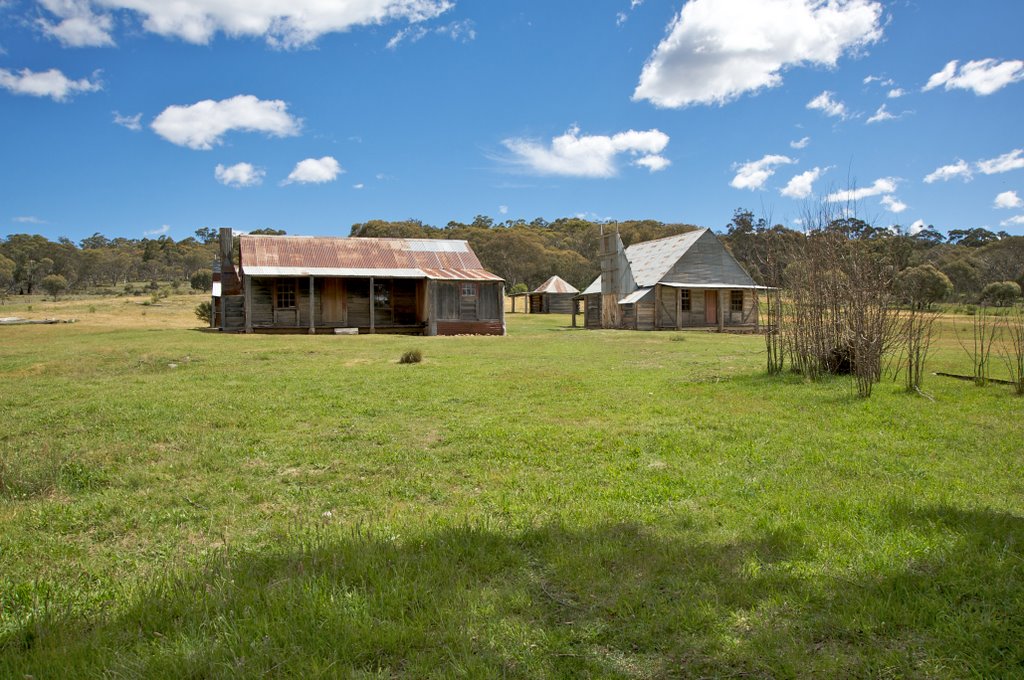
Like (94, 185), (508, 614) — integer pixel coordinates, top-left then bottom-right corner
(461, 282), (477, 297)
(274, 280), (296, 309)
(730, 290), (744, 312)
(373, 281), (391, 308)
(680, 289), (691, 311)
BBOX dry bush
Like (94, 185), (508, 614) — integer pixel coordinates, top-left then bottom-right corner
(957, 307), (998, 387)
(1000, 306), (1024, 395)
(399, 349), (423, 364)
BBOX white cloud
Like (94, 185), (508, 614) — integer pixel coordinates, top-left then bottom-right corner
(353, 182), (364, 189)
(13, 215), (48, 224)
(1000, 215), (1024, 227)
(283, 156), (343, 185)
(388, 18), (474, 49)
(0, 66), (101, 101)
(826, 177), (897, 202)
(113, 111), (142, 131)
(214, 162), (264, 188)
(151, 95), (301, 150)
(977, 149), (1024, 175)
(633, 0), (882, 108)
(923, 59), (1024, 96)
(730, 154), (794, 191)
(887, 87), (905, 98)
(923, 159), (973, 184)
(866, 103), (895, 124)
(908, 219), (926, 235)
(498, 205), (508, 215)
(632, 154), (671, 172)
(616, 12), (628, 26)
(807, 90), (848, 119)
(501, 125), (670, 178)
(995, 191), (1023, 209)
(36, 0), (114, 47)
(790, 136), (810, 149)
(880, 195), (907, 213)
(780, 167), (823, 199)
(386, 25), (427, 49)
(144, 224), (170, 236)
(36, 0), (454, 49)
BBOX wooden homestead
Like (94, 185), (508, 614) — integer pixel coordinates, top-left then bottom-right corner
(527, 275), (580, 313)
(211, 228), (505, 335)
(578, 228), (762, 331)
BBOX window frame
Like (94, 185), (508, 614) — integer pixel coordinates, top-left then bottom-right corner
(680, 288), (691, 312)
(274, 279), (297, 309)
(730, 289), (744, 312)
(461, 282), (478, 298)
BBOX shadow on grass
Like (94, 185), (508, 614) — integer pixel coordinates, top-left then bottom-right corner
(3, 507), (1022, 677)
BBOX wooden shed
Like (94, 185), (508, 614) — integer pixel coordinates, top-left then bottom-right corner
(212, 228), (505, 335)
(528, 276), (580, 314)
(579, 229), (762, 331)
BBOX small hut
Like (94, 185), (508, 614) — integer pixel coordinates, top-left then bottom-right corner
(528, 276), (580, 313)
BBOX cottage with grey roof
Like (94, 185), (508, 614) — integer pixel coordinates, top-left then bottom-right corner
(579, 228), (761, 331)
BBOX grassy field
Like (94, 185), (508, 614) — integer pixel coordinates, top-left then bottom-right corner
(1, 294), (1022, 678)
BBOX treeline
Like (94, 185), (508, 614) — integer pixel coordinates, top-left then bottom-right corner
(723, 209), (1024, 301)
(3, 214), (1021, 303)
(351, 215), (699, 292)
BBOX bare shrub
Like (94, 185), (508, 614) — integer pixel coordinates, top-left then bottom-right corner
(956, 306), (998, 386)
(1000, 305), (1024, 395)
(780, 200), (898, 397)
(896, 306), (941, 394)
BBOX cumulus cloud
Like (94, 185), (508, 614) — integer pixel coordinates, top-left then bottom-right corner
(501, 125), (670, 178)
(923, 59), (1024, 96)
(36, 0), (115, 47)
(498, 205), (508, 215)
(113, 111), (142, 131)
(353, 182), (364, 189)
(730, 154), (794, 191)
(880, 195), (907, 213)
(780, 167), (823, 199)
(923, 159), (973, 184)
(887, 87), (905, 98)
(215, 162), (265, 188)
(1000, 215), (1024, 227)
(633, 0), (882, 108)
(35, 0), (454, 49)
(908, 219), (926, 235)
(151, 95), (301, 150)
(807, 90), (848, 119)
(144, 224), (170, 236)
(826, 177), (897, 202)
(995, 191), (1022, 209)
(977, 149), (1024, 175)
(789, 136), (810, 149)
(0, 66), (101, 101)
(283, 156), (343, 184)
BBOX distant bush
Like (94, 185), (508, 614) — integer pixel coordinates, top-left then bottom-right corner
(981, 281), (1021, 307)
(40, 274), (68, 301)
(399, 349), (423, 364)
(510, 282), (529, 294)
(194, 301), (212, 324)
(190, 269), (213, 291)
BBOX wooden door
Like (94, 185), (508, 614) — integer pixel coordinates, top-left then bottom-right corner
(321, 279), (345, 324)
(705, 290), (717, 324)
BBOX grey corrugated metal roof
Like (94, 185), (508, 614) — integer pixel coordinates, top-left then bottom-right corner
(624, 229), (706, 287)
(618, 287), (653, 305)
(239, 235), (503, 282)
(581, 276), (601, 295)
(532, 275), (579, 294)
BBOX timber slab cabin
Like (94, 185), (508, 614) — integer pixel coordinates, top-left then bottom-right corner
(211, 228), (505, 335)
(578, 228), (764, 331)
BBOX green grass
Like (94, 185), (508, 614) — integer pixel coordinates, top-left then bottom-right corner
(1, 296), (1022, 677)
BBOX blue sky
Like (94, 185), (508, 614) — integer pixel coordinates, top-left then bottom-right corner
(1, 0), (1022, 242)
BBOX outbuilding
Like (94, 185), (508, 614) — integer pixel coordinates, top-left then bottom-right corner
(528, 275), (579, 314)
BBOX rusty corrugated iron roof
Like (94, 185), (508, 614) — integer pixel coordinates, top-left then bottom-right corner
(239, 235), (503, 282)
(532, 275), (579, 294)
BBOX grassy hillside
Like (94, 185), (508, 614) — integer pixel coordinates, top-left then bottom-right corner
(1, 295), (1022, 677)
